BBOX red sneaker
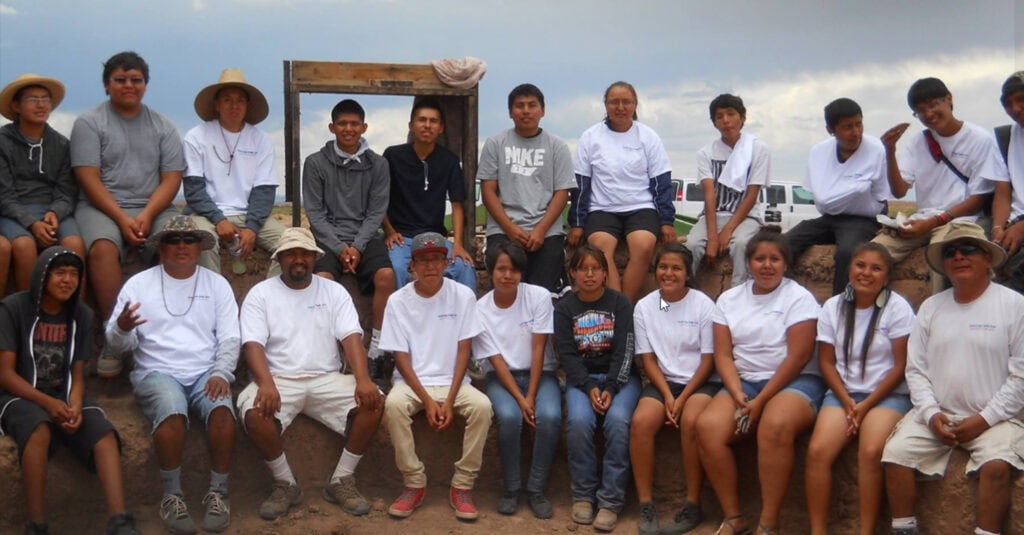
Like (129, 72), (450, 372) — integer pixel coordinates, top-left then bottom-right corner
(387, 487), (425, 518)
(449, 487), (479, 520)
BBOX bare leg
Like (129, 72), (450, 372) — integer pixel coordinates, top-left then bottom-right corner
(10, 236), (37, 292)
(93, 431), (127, 517)
(153, 415), (187, 471)
(804, 407), (851, 535)
(372, 268), (396, 331)
(22, 424), (51, 524)
(244, 410), (284, 461)
(884, 464), (917, 519)
(344, 404), (383, 455)
(621, 231), (656, 302)
(587, 231), (621, 292)
(206, 407), (235, 474)
(0, 236), (11, 298)
(976, 460), (1011, 533)
(88, 240), (123, 320)
(696, 393), (748, 531)
(855, 408), (904, 535)
(629, 397), (665, 503)
(680, 394), (713, 505)
(756, 392), (815, 529)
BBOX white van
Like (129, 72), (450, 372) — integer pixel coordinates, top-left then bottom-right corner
(671, 179), (818, 232)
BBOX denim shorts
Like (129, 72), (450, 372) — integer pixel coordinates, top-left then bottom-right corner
(722, 373), (827, 414)
(134, 370), (236, 432)
(0, 203), (80, 241)
(641, 381), (722, 403)
(822, 390), (912, 415)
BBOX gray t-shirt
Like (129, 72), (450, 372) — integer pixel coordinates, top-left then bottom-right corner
(70, 102), (185, 209)
(477, 128), (576, 238)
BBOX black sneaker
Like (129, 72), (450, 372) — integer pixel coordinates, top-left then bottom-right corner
(23, 523), (49, 535)
(106, 512), (140, 535)
(891, 528), (919, 535)
(527, 492), (553, 519)
(638, 502), (658, 535)
(496, 489), (519, 515)
(660, 501), (703, 534)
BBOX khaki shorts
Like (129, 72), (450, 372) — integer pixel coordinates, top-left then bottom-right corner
(881, 409), (1024, 477)
(237, 373), (377, 435)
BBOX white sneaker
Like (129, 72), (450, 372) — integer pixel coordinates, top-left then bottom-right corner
(96, 350), (123, 378)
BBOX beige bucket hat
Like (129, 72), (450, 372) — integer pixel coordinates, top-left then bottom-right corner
(924, 221), (1007, 274)
(0, 74), (65, 121)
(194, 68), (269, 125)
(272, 227), (325, 259)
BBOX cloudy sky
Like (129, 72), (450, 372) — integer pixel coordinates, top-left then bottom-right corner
(2, 0), (1022, 190)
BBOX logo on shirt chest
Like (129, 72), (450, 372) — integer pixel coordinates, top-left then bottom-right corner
(437, 312), (458, 320)
(504, 147), (546, 177)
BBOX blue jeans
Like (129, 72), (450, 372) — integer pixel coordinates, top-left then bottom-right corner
(134, 370), (236, 432)
(565, 373), (642, 512)
(388, 235), (477, 289)
(485, 371), (562, 494)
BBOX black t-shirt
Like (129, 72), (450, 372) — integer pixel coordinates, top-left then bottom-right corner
(32, 311), (69, 395)
(383, 143), (466, 236)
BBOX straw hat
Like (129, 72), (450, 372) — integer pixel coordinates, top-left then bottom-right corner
(924, 221), (1007, 274)
(193, 68), (269, 125)
(0, 74), (65, 121)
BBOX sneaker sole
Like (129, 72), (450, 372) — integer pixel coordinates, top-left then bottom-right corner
(450, 504), (479, 521)
(202, 517), (230, 533)
(322, 487), (370, 516)
(387, 503), (421, 518)
(96, 366), (123, 379)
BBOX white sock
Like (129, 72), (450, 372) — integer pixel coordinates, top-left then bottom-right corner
(975, 528), (1000, 535)
(367, 329), (382, 361)
(266, 453), (296, 485)
(331, 449), (363, 482)
(892, 517), (917, 529)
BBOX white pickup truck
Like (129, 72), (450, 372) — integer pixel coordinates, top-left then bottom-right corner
(671, 179), (819, 232)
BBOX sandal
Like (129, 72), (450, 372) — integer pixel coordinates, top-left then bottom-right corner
(716, 514), (752, 535)
(757, 525), (779, 535)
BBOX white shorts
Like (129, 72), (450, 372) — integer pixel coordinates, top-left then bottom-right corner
(237, 373), (374, 435)
(881, 410), (1024, 477)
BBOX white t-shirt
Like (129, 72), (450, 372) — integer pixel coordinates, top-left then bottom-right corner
(634, 288), (716, 384)
(907, 283), (1024, 426)
(817, 292), (915, 395)
(107, 266), (239, 388)
(712, 278), (820, 381)
(240, 276), (362, 378)
(804, 135), (890, 217)
(1003, 123), (1024, 220)
(183, 121), (279, 217)
(898, 121), (1005, 218)
(695, 137), (771, 221)
(379, 279), (483, 386)
(473, 283), (556, 373)
(574, 121), (672, 214)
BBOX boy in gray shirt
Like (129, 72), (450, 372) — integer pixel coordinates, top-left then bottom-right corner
(479, 84), (576, 295)
(70, 51), (184, 377)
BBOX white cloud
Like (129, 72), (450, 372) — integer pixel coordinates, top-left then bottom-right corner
(0, 4), (16, 15)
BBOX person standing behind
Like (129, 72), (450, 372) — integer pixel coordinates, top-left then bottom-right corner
(569, 81), (675, 303)
(105, 216), (239, 534)
(0, 74), (86, 292)
(383, 98), (476, 291)
(687, 93), (770, 288)
(303, 98), (396, 365)
(70, 51), (184, 378)
(881, 222), (1024, 535)
(380, 232), (492, 521)
(872, 77), (1006, 295)
(786, 98), (890, 296)
(993, 71), (1024, 293)
(183, 68), (285, 278)
(478, 84), (576, 295)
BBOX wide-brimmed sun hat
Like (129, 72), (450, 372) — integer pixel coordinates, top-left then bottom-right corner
(272, 227), (325, 259)
(0, 73), (65, 121)
(193, 68), (269, 125)
(924, 221), (1007, 273)
(148, 215), (217, 251)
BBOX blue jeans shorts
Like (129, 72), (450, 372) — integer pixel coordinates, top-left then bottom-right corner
(0, 203), (80, 241)
(723, 373), (827, 415)
(134, 370), (236, 432)
(822, 390), (912, 415)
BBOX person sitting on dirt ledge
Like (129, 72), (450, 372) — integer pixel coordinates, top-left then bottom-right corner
(105, 215), (239, 534)
(380, 231), (493, 521)
(237, 227), (384, 520)
(0, 247), (139, 535)
(881, 222), (1024, 535)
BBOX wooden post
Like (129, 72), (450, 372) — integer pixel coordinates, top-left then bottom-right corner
(283, 61), (302, 227)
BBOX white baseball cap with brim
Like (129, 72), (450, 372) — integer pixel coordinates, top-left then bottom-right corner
(0, 73), (65, 121)
(194, 68), (269, 125)
(272, 227), (325, 259)
(924, 221), (1007, 274)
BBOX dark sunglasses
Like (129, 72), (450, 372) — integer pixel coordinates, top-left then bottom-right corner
(941, 242), (981, 259)
(161, 234), (200, 245)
